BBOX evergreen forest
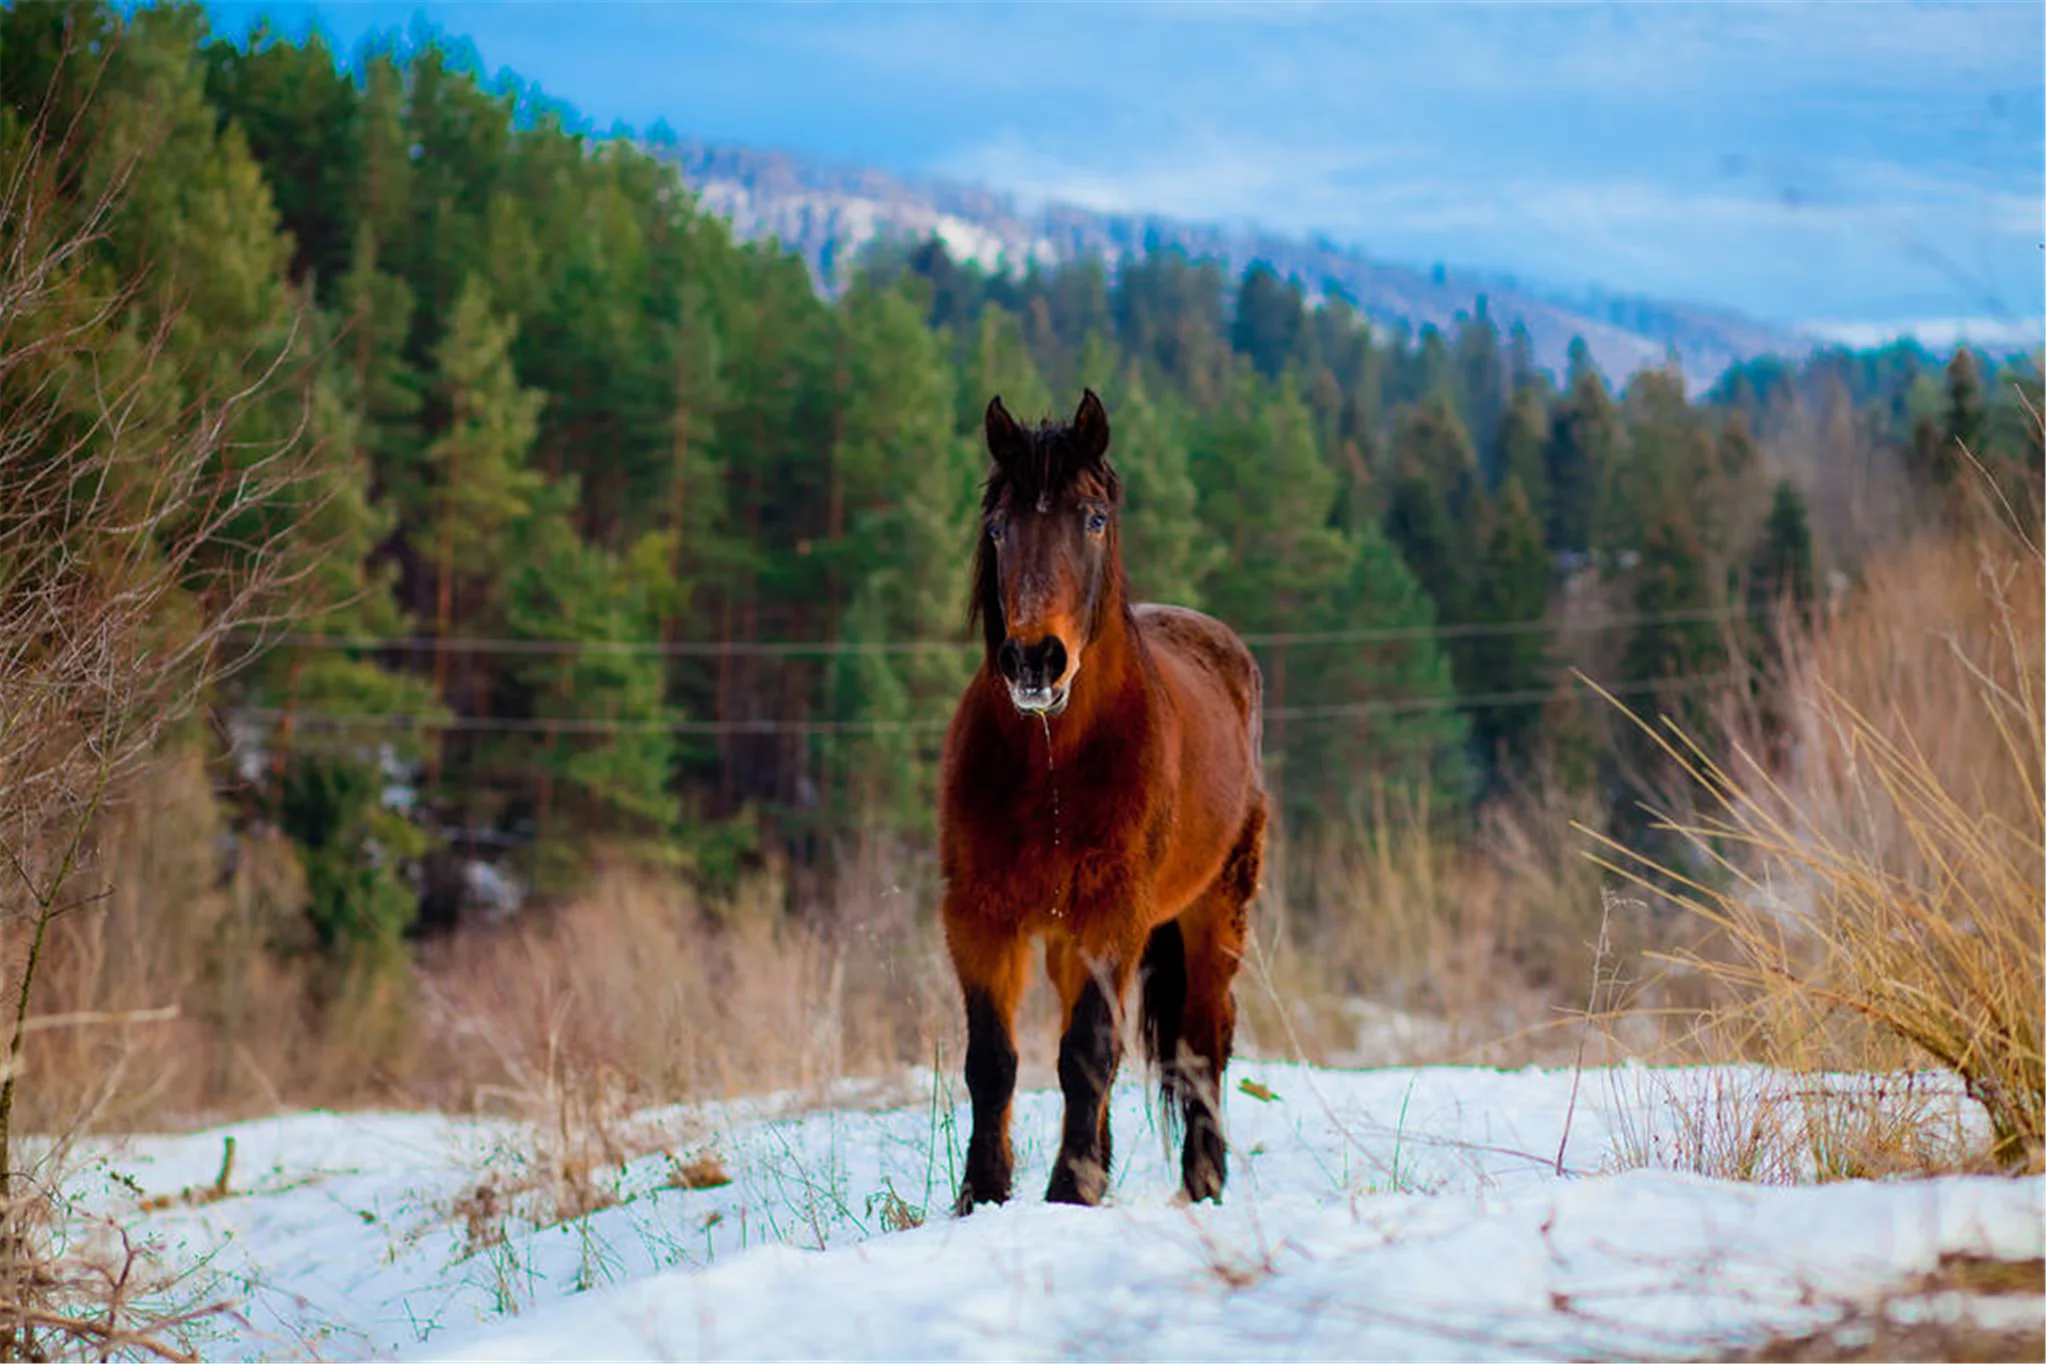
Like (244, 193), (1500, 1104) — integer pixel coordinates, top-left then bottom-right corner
(1, 1), (2040, 1097)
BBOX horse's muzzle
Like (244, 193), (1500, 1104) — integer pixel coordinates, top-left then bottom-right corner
(1007, 681), (1070, 716)
(998, 636), (1072, 715)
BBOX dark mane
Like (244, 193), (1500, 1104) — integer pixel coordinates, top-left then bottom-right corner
(968, 414), (1127, 659)
(977, 417), (1124, 515)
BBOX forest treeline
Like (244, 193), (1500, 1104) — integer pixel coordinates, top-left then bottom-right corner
(3, 1), (2040, 978)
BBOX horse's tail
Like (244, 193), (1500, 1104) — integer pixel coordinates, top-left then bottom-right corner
(1138, 917), (1189, 1145)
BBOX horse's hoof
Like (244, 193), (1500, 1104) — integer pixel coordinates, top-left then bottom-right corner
(1044, 1161), (1106, 1206)
(1181, 1163), (1226, 1205)
(954, 1183), (1008, 1217)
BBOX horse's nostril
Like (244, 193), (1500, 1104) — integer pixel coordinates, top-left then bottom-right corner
(997, 639), (1024, 682)
(1042, 638), (1067, 681)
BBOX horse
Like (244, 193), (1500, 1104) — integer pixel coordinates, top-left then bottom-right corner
(939, 388), (1268, 1211)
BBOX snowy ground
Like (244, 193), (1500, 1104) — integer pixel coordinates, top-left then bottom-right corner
(63, 1061), (2044, 1361)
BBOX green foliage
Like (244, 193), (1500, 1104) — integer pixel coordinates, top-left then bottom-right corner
(824, 279), (979, 836)
(9, 0), (1985, 952)
(1497, 381), (1552, 519)
(1466, 478), (1552, 766)
(279, 757), (425, 966)
(1383, 394), (1480, 628)
(1284, 519), (1474, 823)
(1546, 340), (1621, 555)
(1749, 480), (1817, 624)
(958, 304), (1054, 431)
(1231, 263), (1306, 381)
(1092, 353), (1215, 608)
(419, 276), (547, 586)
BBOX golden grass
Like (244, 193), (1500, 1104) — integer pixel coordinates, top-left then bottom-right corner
(1243, 776), (1621, 1070)
(1586, 531), (2044, 1172)
(414, 852), (958, 1113)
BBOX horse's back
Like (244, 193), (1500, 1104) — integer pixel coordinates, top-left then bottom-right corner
(1134, 603), (1264, 775)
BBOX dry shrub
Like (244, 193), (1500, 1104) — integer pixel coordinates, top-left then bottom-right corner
(5, 749), (413, 1131)
(1242, 777), (1608, 1069)
(1591, 529), (2044, 1171)
(416, 853), (955, 1113)
(1603, 1066), (1980, 1184)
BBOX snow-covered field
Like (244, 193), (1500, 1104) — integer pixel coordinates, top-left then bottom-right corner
(64, 1061), (2043, 1361)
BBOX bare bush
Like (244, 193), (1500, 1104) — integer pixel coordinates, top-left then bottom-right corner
(415, 852), (958, 1114)
(0, 67), (321, 1358)
(1588, 525), (2044, 1172)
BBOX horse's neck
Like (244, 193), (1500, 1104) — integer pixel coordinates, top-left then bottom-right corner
(1052, 605), (1148, 751)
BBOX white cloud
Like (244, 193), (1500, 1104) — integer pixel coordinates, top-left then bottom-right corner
(1800, 316), (2045, 350)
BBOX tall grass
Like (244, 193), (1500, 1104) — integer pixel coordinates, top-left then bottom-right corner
(1243, 777), (1610, 1068)
(415, 853), (958, 1113)
(1588, 530), (2043, 1170)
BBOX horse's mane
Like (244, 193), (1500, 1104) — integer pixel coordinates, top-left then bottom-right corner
(968, 413), (1127, 659)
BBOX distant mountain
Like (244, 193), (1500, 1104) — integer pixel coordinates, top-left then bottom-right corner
(659, 140), (1804, 386)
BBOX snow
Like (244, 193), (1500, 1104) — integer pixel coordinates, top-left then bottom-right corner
(64, 1061), (2043, 1361)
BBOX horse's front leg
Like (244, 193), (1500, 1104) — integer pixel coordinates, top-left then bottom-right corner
(945, 907), (1030, 1214)
(1045, 930), (1139, 1206)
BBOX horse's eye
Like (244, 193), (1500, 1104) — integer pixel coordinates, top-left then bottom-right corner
(1085, 509), (1109, 534)
(986, 518), (1005, 544)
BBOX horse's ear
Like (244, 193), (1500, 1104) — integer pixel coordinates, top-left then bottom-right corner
(985, 395), (1024, 466)
(1073, 388), (1110, 465)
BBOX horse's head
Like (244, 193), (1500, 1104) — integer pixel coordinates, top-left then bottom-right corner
(972, 389), (1126, 717)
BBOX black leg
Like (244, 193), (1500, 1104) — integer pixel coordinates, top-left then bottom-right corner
(1046, 975), (1119, 1205)
(1180, 1056), (1227, 1203)
(956, 987), (1018, 1213)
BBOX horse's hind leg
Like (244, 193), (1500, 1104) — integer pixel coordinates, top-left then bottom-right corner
(945, 911), (1031, 1214)
(1173, 799), (1264, 1202)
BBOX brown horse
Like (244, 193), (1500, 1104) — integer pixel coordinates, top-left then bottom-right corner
(940, 388), (1267, 1211)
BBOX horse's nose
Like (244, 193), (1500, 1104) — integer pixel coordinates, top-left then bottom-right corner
(999, 636), (1066, 690)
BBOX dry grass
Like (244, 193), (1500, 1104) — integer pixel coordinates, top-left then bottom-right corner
(415, 852), (958, 1114)
(1587, 529), (2044, 1174)
(1601, 1065), (1984, 1184)
(15, 760), (1635, 1136)
(1243, 777), (1616, 1070)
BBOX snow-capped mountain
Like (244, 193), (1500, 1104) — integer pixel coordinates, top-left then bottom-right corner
(662, 139), (1802, 385)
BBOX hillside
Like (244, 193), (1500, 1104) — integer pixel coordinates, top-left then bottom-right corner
(663, 139), (1801, 385)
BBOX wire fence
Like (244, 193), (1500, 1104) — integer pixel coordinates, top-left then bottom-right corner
(225, 601), (1774, 660)
(225, 671), (1736, 739)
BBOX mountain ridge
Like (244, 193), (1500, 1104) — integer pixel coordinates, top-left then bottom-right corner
(657, 138), (1803, 385)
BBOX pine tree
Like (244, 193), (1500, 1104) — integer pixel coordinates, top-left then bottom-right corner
(1748, 479), (1817, 626)
(823, 278), (979, 834)
(1383, 393), (1478, 634)
(1231, 262), (1306, 380)
(1621, 493), (1725, 791)
(419, 275), (547, 683)
(1466, 477), (1552, 767)
(1096, 354), (1214, 608)
(498, 485), (680, 888)
(958, 304), (1054, 432)
(1545, 340), (1620, 556)
(1452, 299), (1505, 463)
(1287, 519), (1473, 824)
(1944, 348), (1987, 465)
(1497, 381), (1552, 520)
(1191, 371), (1350, 811)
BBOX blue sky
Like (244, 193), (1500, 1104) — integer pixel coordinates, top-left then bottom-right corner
(204, 2), (2043, 338)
